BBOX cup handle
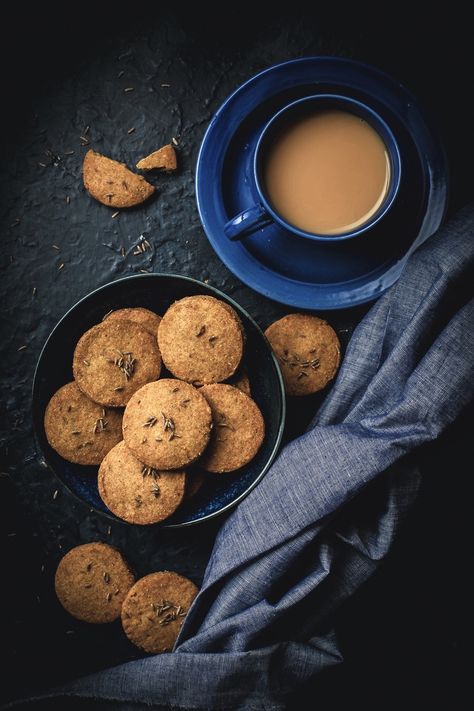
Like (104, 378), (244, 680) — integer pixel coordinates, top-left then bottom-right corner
(224, 204), (274, 241)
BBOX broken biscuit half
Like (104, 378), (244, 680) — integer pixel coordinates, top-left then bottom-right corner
(83, 149), (155, 208)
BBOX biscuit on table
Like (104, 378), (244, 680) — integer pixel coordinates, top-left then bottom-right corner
(122, 379), (212, 470)
(73, 319), (161, 407)
(264, 314), (340, 396)
(55, 542), (135, 623)
(136, 144), (177, 172)
(44, 382), (123, 465)
(104, 307), (161, 337)
(121, 571), (199, 653)
(98, 441), (186, 525)
(157, 295), (243, 384)
(199, 384), (265, 473)
(83, 150), (155, 208)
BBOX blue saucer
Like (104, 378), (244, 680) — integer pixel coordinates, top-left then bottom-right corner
(196, 57), (448, 309)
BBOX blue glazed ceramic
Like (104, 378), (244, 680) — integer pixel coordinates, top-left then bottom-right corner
(225, 93), (402, 243)
(196, 57), (448, 310)
(32, 275), (286, 527)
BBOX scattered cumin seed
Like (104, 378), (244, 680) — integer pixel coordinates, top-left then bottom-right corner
(297, 371), (309, 379)
(86, 563), (93, 571)
(111, 211), (120, 219)
(172, 387), (179, 393)
(120, 246), (125, 257)
(53, 489), (59, 500)
(161, 83), (170, 87)
(10, 218), (21, 228)
(103, 572), (110, 584)
(180, 399), (191, 407)
(107, 525), (112, 536)
(17, 345), (27, 351)
(172, 137), (179, 146)
(58, 263), (65, 271)
(63, 150), (75, 156)
(83, 125), (90, 136)
(84, 583), (92, 589)
(38, 162), (47, 168)
(71, 430), (81, 435)
(117, 70), (125, 78)
(83, 359), (90, 366)
(106, 592), (112, 602)
(196, 325), (206, 337)
(139, 269), (150, 273)
(208, 336), (218, 345)
(32, 286), (37, 297)
(114, 386), (124, 391)
(52, 244), (60, 250)
(66, 196), (71, 205)
(127, 127), (136, 134)
(124, 87), (134, 93)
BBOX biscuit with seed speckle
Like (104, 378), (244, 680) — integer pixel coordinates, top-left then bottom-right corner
(121, 571), (198, 653)
(158, 296), (243, 384)
(122, 379), (212, 470)
(73, 319), (161, 407)
(44, 382), (123, 465)
(199, 384), (265, 473)
(98, 441), (185, 525)
(55, 542), (135, 623)
(264, 314), (340, 396)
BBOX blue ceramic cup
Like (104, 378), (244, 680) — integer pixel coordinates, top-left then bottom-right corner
(224, 94), (401, 242)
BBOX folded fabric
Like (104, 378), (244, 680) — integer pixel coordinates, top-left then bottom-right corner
(9, 206), (474, 710)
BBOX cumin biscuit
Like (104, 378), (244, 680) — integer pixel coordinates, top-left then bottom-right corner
(73, 319), (161, 407)
(121, 571), (199, 653)
(55, 542), (135, 623)
(199, 384), (265, 473)
(98, 441), (185, 525)
(157, 296), (243, 384)
(264, 314), (340, 396)
(104, 307), (161, 337)
(83, 149), (155, 208)
(122, 379), (212, 470)
(136, 144), (177, 172)
(44, 382), (123, 465)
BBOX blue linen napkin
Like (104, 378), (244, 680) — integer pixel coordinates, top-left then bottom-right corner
(9, 206), (474, 710)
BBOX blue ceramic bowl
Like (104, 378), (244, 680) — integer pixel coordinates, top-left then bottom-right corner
(32, 274), (286, 527)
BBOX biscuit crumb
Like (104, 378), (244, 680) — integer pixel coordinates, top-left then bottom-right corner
(136, 144), (177, 172)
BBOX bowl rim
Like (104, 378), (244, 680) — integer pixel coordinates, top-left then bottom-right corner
(31, 272), (287, 528)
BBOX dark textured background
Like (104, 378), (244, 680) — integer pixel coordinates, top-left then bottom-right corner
(0, 8), (471, 708)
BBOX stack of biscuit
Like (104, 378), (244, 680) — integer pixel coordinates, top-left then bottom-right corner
(44, 295), (265, 525)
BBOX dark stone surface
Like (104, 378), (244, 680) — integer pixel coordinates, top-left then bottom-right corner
(0, 8), (471, 707)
